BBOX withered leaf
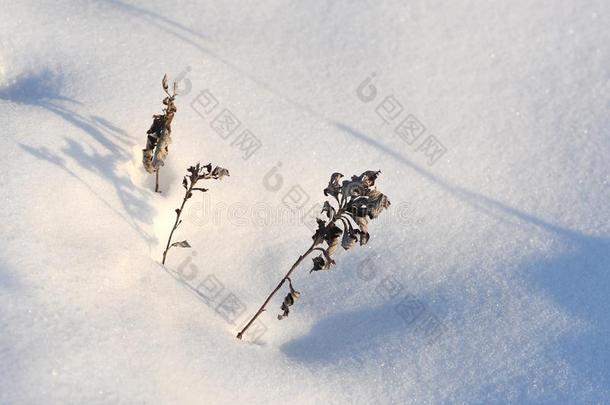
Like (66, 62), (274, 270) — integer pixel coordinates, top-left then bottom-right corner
(146, 115), (164, 135)
(142, 148), (155, 174)
(341, 230), (358, 250)
(324, 172), (343, 197)
(323, 253), (336, 269)
(152, 127), (171, 169)
(278, 289), (301, 320)
(211, 166), (230, 179)
(327, 223), (343, 239)
(171, 240), (191, 248)
(325, 224), (342, 256)
(312, 218), (327, 243)
(359, 170), (381, 188)
(354, 216), (370, 245)
(366, 189), (391, 219)
(342, 179), (366, 198)
(347, 196), (369, 218)
(359, 231), (370, 245)
(354, 216), (368, 233)
(321, 201), (335, 219)
(310, 255), (325, 272)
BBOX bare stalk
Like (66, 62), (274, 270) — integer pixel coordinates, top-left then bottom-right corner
(155, 169), (160, 193)
(237, 242), (316, 339)
(237, 206), (347, 339)
(160, 163), (229, 266)
(161, 182), (191, 264)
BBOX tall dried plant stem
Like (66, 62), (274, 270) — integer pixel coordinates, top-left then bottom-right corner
(237, 171), (390, 340)
(237, 242), (317, 339)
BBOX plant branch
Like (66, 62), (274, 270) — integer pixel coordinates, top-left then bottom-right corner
(236, 242), (317, 339)
(237, 170), (389, 340)
(161, 183), (192, 265)
(237, 206), (348, 339)
(155, 168), (161, 193)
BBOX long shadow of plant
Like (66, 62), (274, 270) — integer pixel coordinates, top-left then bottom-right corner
(1, 68), (155, 243)
(521, 233), (610, 391)
(281, 302), (423, 366)
(0, 259), (20, 291)
(101, 0), (208, 41)
(334, 123), (610, 390)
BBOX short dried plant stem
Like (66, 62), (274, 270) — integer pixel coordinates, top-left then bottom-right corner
(161, 163), (229, 266)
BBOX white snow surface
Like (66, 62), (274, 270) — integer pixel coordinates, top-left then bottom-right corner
(1, 0), (609, 403)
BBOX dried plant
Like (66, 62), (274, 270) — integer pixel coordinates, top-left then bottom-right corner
(161, 162), (229, 265)
(237, 170), (390, 339)
(143, 74), (177, 192)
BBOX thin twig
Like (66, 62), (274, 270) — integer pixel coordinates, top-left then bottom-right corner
(237, 206), (347, 339)
(237, 242), (316, 339)
(161, 163), (229, 265)
(161, 183), (190, 264)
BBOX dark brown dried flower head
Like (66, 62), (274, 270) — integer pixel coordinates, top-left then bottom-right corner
(311, 170), (390, 270)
